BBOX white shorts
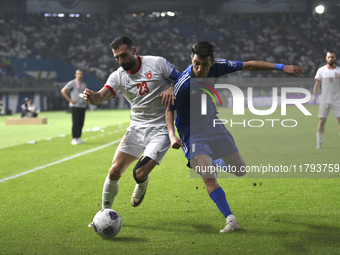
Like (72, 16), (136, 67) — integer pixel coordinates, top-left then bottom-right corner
(318, 103), (340, 118)
(116, 124), (170, 164)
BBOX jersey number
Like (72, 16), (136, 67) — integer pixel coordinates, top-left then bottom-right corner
(137, 82), (150, 96)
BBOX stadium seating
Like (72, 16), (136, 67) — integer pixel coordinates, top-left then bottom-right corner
(1, 12), (339, 83)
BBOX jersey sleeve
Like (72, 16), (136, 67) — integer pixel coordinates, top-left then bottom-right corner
(208, 58), (243, 77)
(314, 67), (322, 82)
(155, 57), (180, 81)
(104, 71), (121, 98)
(169, 68), (181, 82)
(64, 80), (74, 90)
(171, 72), (190, 111)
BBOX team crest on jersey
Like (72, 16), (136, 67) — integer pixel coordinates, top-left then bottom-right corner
(145, 70), (152, 79)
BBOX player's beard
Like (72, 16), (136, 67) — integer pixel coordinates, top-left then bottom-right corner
(327, 58), (335, 67)
(121, 57), (136, 71)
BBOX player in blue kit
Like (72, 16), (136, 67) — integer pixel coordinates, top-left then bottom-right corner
(165, 41), (303, 233)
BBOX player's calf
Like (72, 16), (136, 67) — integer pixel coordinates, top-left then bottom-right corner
(131, 156), (153, 207)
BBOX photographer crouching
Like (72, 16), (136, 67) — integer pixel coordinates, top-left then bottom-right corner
(21, 98), (38, 118)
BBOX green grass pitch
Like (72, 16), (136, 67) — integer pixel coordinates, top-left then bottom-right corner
(0, 106), (339, 255)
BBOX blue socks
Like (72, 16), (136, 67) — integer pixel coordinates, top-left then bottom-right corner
(209, 187), (232, 218)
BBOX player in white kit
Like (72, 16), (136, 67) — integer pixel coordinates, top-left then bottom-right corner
(313, 51), (340, 149)
(83, 37), (181, 223)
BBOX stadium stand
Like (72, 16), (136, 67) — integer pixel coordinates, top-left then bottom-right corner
(1, 11), (339, 83)
(1, 9), (339, 113)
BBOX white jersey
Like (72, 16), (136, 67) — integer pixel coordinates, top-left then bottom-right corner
(314, 65), (340, 105)
(105, 56), (176, 126)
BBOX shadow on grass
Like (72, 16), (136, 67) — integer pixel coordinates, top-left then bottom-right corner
(123, 222), (227, 234)
(284, 222), (340, 253)
(104, 236), (148, 243)
(244, 220), (340, 254)
(191, 223), (219, 234)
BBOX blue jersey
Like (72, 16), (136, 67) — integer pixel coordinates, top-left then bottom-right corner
(171, 58), (243, 138)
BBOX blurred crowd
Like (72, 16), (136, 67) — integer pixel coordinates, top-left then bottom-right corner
(1, 11), (339, 83)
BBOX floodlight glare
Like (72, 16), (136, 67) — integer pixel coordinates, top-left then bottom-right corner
(315, 5), (325, 14)
(167, 11), (175, 17)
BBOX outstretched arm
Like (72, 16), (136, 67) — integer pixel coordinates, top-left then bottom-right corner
(83, 87), (113, 105)
(313, 80), (321, 104)
(242, 61), (304, 78)
(165, 109), (182, 149)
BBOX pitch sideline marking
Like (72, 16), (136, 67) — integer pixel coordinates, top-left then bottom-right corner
(0, 139), (121, 183)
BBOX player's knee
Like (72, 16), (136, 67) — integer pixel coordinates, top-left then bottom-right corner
(234, 168), (246, 177)
(320, 118), (327, 125)
(232, 163), (246, 177)
(108, 165), (122, 180)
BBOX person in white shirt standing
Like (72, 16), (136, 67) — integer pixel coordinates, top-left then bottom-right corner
(83, 36), (180, 226)
(313, 51), (340, 149)
(61, 69), (87, 145)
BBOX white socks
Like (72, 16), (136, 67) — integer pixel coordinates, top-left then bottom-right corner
(316, 132), (323, 147)
(102, 176), (119, 209)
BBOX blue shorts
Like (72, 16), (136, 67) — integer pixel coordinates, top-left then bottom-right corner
(180, 123), (238, 163)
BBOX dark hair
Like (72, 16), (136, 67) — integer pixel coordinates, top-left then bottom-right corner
(191, 41), (215, 61)
(326, 50), (336, 55)
(110, 36), (134, 50)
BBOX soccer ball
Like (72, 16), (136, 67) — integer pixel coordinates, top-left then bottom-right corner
(92, 209), (122, 238)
